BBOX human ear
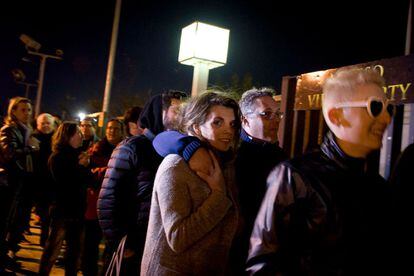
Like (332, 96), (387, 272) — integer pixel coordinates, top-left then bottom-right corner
(193, 124), (201, 136)
(328, 108), (342, 126)
(241, 116), (249, 128)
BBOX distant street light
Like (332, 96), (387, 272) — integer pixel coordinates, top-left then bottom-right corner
(78, 112), (86, 121)
(178, 21), (230, 96)
(19, 34), (63, 117)
(11, 69), (37, 97)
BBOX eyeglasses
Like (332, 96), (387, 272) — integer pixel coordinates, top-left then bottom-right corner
(248, 110), (284, 120)
(334, 96), (394, 118)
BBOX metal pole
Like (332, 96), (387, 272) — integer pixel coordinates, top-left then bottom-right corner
(405, 0), (412, 55)
(24, 84), (30, 98)
(191, 63), (209, 96)
(381, 0), (414, 178)
(100, 0), (122, 132)
(28, 51), (62, 118)
(401, 0), (414, 151)
(35, 55), (46, 118)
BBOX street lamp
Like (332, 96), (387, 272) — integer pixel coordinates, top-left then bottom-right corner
(11, 69), (37, 98)
(178, 21), (230, 96)
(19, 34), (63, 117)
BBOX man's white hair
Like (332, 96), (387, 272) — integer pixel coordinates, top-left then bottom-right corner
(36, 113), (55, 124)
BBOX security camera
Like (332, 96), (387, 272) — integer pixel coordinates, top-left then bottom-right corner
(55, 49), (64, 56)
(19, 34), (41, 51)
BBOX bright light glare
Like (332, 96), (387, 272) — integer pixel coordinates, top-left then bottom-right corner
(78, 112), (86, 121)
(178, 22), (229, 69)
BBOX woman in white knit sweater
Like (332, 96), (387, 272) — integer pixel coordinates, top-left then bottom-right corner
(141, 91), (241, 275)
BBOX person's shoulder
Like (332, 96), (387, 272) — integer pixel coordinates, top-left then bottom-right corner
(403, 143), (414, 155)
(156, 154), (192, 182)
(161, 154), (186, 169)
(115, 135), (149, 151)
(159, 154), (196, 176)
(125, 134), (152, 146)
(284, 150), (323, 170)
(49, 149), (67, 164)
(0, 123), (16, 133)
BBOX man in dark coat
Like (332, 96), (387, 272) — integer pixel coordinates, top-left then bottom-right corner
(233, 88), (287, 273)
(247, 68), (394, 275)
(32, 113), (56, 247)
(97, 91), (186, 275)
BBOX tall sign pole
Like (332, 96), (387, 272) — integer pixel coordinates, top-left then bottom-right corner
(401, 0), (414, 153)
(100, 0), (122, 133)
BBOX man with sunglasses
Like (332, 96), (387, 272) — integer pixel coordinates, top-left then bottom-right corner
(247, 68), (394, 275)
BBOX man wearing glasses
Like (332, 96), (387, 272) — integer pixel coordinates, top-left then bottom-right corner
(233, 88), (287, 273)
(247, 68), (394, 275)
(79, 118), (100, 151)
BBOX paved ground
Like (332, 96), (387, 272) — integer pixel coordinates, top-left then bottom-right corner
(6, 215), (104, 275)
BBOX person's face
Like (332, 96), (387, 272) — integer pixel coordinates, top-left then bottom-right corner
(243, 96), (280, 143)
(80, 120), (94, 138)
(12, 102), (32, 124)
(106, 121), (123, 145)
(163, 98), (182, 130)
(128, 122), (144, 136)
(37, 115), (55, 134)
(69, 127), (83, 149)
(197, 105), (237, 152)
(334, 83), (392, 154)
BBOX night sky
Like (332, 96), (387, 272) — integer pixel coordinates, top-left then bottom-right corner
(0, 0), (410, 118)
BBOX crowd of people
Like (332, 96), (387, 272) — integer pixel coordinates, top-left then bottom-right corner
(0, 67), (411, 275)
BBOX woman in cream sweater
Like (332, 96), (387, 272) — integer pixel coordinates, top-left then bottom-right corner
(141, 91), (241, 275)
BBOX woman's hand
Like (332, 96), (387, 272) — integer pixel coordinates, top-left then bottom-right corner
(196, 150), (225, 193)
(78, 151), (90, 167)
(189, 147), (213, 176)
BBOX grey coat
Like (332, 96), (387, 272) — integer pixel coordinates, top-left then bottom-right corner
(141, 154), (239, 276)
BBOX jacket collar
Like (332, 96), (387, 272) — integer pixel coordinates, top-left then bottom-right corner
(320, 131), (366, 174)
(240, 128), (279, 147)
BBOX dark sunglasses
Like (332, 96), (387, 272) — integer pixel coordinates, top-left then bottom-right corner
(334, 97), (394, 118)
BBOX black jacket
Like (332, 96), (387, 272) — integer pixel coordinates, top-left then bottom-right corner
(247, 132), (392, 275)
(0, 123), (33, 177)
(48, 145), (92, 219)
(32, 131), (54, 199)
(233, 130), (287, 273)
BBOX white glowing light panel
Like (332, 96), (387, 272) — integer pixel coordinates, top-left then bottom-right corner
(178, 22), (229, 69)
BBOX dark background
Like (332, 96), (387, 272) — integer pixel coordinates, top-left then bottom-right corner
(0, 0), (410, 118)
